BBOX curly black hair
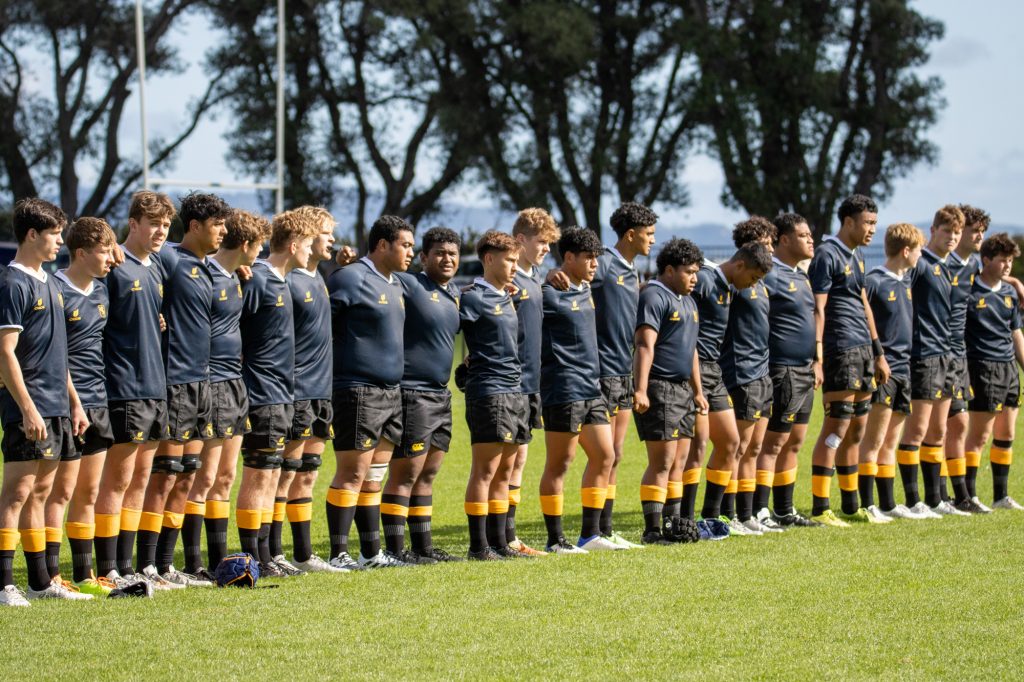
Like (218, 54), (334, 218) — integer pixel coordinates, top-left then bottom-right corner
(730, 242), (773, 274)
(421, 226), (461, 254)
(656, 237), (703, 274)
(13, 198), (67, 243)
(772, 212), (807, 243)
(732, 215), (776, 249)
(557, 226), (604, 258)
(959, 204), (991, 231)
(980, 232), (1020, 261)
(368, 215), (414, 252)
(609, 201), (658, 238)
(178, 191), (232, 230)
(838, 194), (878, 223)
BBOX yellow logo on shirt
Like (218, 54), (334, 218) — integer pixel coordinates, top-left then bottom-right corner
(304, 290), (313, 303)
(669, 310), (680, 322)
(219, 289), (228, 301)
(750, 288), (758, 300)
(952, 275), (959, 286)
(411, 442), (425, 452)
(189, 266), (199, 278)
(844, 264), (852, 276)
(131, 279), (142, 292)
(859, 261), (864, 273)
(788, 280), (797, 292)
(520, 289), (530, 300)
(717, 295), (725, 305)
(97, 304), (106, 318)
(276, 294), (284, 307)
(379, 293), (388, 305)
(571, 299), (580, 311)
(57, 293), (63, 306)
(237, 284), (243, 298)
(906, 289), (912, 300)
(616, 275), (625, 286)
(977, 297), (987, 309)
(1005, 296), (1013, 308)
(430, 292), (439, 302)
(888, 290), (896, 302)
(159, 284), (163, 297)
(493, 304), (503, 315)
(933, 265), (941, 276)
(693, 311), (699, 323)
(32, 297), (45, 311)
(69, 309), (81, 321)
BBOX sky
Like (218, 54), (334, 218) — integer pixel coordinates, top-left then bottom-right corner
(123, 0), (1024, 232)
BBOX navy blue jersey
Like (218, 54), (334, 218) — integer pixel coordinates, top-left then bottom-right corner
(865, 267), (913, 378)
(513, 267), (543, 394)
(240, 261), (295, 406)
(398, 271), (460, 392)
(908, 249), (953, 359)
(764, 260), (815, 366)
(289, 267), (333, 400)
(103, 246), (165, 401)
(719, 280), (770, 389)
(328, 258), (406, 390)
(635, 280), (699, 383)
(966, 279), (1022, 362)
(808, 236), (870, 354)
(55, 272), (108, 409)
(0, 265), (69, 424)
(540, 283), (601, 405)
(691, 261), (731, 362)
(459, 279), (521, 398)
(591, 248), (639, 378)
(208, 259), (245, 382)
(948, 251), (980, 357)
(161, 245), (214, 385)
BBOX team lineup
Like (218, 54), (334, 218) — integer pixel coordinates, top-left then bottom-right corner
(0, 190), (1021, 604)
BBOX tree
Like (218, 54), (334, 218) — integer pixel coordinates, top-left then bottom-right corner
(0, 0), (221, 217)
(687, 0), (945, 238)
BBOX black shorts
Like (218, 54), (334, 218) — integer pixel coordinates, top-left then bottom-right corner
(332, 386), (403, 452)
(394, 389), (452, 458)
(242, 403), (295, 452)
(699, 360), (733, 413)
(2, 416), (74, 463)
(290, 398), (334, 441)
(600, 375), (633, 415)
(542, 397), (610, 434)
(910, 354), (950, 401)
(68, 407), (114, 460)
(209, 378), (249, 439)
(166, 381), (213, 442)
(465, 392), (528, 445)
(109, 399), (168, 445)
(634, 378), (696, 442)
(947, 356), (972, 415)
(823, 345), (876, 394)
(728, 375), (773, 422)
(767, 364), (815, 433)
(873, 374), (912, 416)
(519, 392), (542, 444)
(968, 360), (1021, 413)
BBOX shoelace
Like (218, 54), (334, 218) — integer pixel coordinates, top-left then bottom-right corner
(96, 576), (117, 589)
(59, 579), (82, 593)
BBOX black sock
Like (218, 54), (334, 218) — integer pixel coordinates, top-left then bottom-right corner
(204, 516), (229, 569)
(69, 536), (93, 583)
(286, 498), (313, 563)
(701, 481), (727, 519)
(0, 549), (13, 587)
(897, 445), (920, 507)
(859, 472), (876, 508)
(682, 483), (698, 521)
(408, 495), (433, 555)
(543, 514), (564, 547)
(155, 525), (181, 574)
(773, 482), (795, 516)
(354, 502), (381, 559)
(467, 513), (488, 553)
(966, 454), (980, 498)
(599, 497), (614, 536)
(837, 465), (859, 515)
(134, 530), (158, 573)
(581, 506), (602, 539)
(487, 512), (509, 550)
(721, 492), (736, 519)
(641, 499), (663, 533)
(117, 530), (137, 575)
(753, 484), (771, 514)
(951, 475), (969, 504)
(877, 475), (896, 511)
(238, 528), (260, 561)
(506, 485), (520, 543)
(381, 493), (409, 555)
(269, 497), (286, 559)
(664, 495), (682, 520)
(94, 534), (117, 577)
(25, 550), (51, 591)
(939, 475), (950, 502)
(737, 491), (754, 522)
(993, 463), (1010, 501)
(257, 522), (273, 563)
(182, 512), (204, 573)
(45, 541), (61, 579)
(921, 462), (941, 507)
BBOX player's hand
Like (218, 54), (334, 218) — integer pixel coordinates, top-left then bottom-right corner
(335, 245), (357, 266)
(111, 246), (125, 268)
(1009, 277), (1024, 310)
(694, 393), (709, 415)
(236, 265), (253, 281)
(874, 355), (891, 387)
(504, 283), (520, 297)
(545, 268), (570, 291)
(159, 314), (167, 332)
(22, 407), (46, 442)
(633, 390), (650, 414)
(71, 404), (90, 438)
(812, 361), (823, 389)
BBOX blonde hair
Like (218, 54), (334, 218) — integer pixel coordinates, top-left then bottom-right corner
(223, 209), (272, 250)
(293, 205), (336, 231)
(270, 208), (321, 252)
(932, 204), (965, 232)
(884, 222), (926, 257)
(512, 207), (560, 242)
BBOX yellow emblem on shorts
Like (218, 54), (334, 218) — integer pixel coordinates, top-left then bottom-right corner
(183, 430), (191, 439)
(753, 410), (761, 419)
(329, 425), (335, 438)
(612, 406), (619, 415)
(219, 289), (228, 301)
(935, 389), (942, 399)
(956, 389), (963, 399)
(225, 426), (233, 436)
(996, 403), (1004, 412)
(276, 294), (284, 307)
(885, 396), (892, 405)
(503, 432), (512, 442)
(786, 413), (796, 422)
(33, 297), (45, 311)
(277, 437), (285, 445)
(44, 447), (52, 457)
(1005, 296), (1013, 308)
(671, 429), (679, 438)
(363, 437), (373, 447)
(411, 442), (425, 452)
(246, 418), (252, 430)
(302, 427), (311, 437)
(727, 396), (734, 407)
(205, 423), (213, 437)
(575, 423), (582, 432)
(97, 304), (106, 318)
(977, 297), (987, 309)
(304, 290), (313, 303)
(852, 379), (861, 389)
(134, 431), (145, 442)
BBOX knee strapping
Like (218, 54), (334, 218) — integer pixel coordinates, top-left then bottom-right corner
(242, 450), (284, 470)
(365, 463), (388, 483)
(281, 457), (303, 472)
(297, 454), (322, 472)
(180, 455), (200, 473)
(151, 456), (184, 474)
(825, 401), (856, 420)
(853, 400), (872, 417)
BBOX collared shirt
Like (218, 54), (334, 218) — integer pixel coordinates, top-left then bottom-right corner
(459, 280), (521, 398)
(399, 271), (461, 392)
(908, 248), (953, 358)
(691, 261), (732, 362)
(591, 246), (640, 378)
(288, 265), (332, 400)
(719, 278), (771, 389)
(808, 234), (870, 354)
(512, 266), (543, 394)
(764, 257), (815, 366)
(966, 277), (1022, 362)
(865, 266), (913, 378)
(55, 271), (108, 409)
(540, 281), (601, 405)
(635, 279), (699, 383)
(241, 261), (295, 406)
(208, 257), (245, 383)
(948, 251), (980, 357)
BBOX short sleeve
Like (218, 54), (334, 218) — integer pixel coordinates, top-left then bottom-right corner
(1012, 293), (1022, 331)
(635, 289), (663, 333)
(0, 278), (28, 331)
(541, 285), (560, 318)
(591, 255), (608, 290)
(459, 291), (480, 328)
(691, 270), (711, 304)
(240, 275), (262, 319)
(808, 250), (834, 294)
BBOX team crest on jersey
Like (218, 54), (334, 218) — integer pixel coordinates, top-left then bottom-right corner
(859, 261), (864, 273)
(189, 266), (199, 278)
(493, 303), (503, 315)
(887, 290), (896, 302)
(616, 275), (625, 286)
(378, 293), (388, 305)
(97, 304), (106, 318)
(430, 292), (439, 302)
(131, 279), (142, 292)
(1005, 296), (1013, 308)
(237, 284), (243, 297)
(69, 309), (81, 321)
(906, 289), (912, 300)
(669, 309), (680, 322)
(844, 264), (852, 276)
(519, 288), (530, 300)
(788, 280), (797, 292)
(977, 297), (987, 309)
(159, 284), (164, 297)
(32, 297), (45, 311)
(693, 310), (699, 322)
(276, 294), (284, 307)
(933, 264), (941, 276)
(571, 299), (580, 311)
(750, 288), (758, 300)
(952, 275), (959, 286)
(304, 290), (313, 303)
(219, 289), (228, 301)
(717, 294), (725, 305)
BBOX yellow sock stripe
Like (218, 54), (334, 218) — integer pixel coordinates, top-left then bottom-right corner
(725, 479), (739, 494)
(773, 467), (797, 486)
(260, 508), (273, 525)
(581, 487), (607, 510)
(19, 528), (45, 553)
(120, 508), (142, 532)
(508, 488), (522, 506)
(65, 521), (94, 540)
(837, 472), (858, 492)
(990, 447), (1013, 465)
(540, 494), (564, 516)
(896, 449), (920, 465)
(356, 491), (382, 507)
(286, 502), (313, 523)
(755, 470), (774, 487)
(327, 487), (359, 508)
(205, 499), (230, 519)
(858, 462), (878, 477)
(920, 446), (944, 464)
(811, 475), (832, 498)
(95, 513), (120, 538)
(273, 501), (286, 523)
(0, 528), (18, 551)
(139, 511), (163, 533)
(876, 464), (896, 479)
(706, 468), (732, 486)
(380, 503), (409, 518)
(45, 526), (62, 544)
(639, 485), (667, 503)
(946, 458), (967, 477)
(737, 479), (756, 493)
(666, 481), (683, 499)
(464, 501), (488, 516)
(488, 499), (510, 514)
(606, 484), (617, 500)
(683, 468), (701, 485)
(939, 460), (949, 477)
(235, 508), (263, 530)
(965, 450), (981, 468)
(162, 511), (184, 529)
(184, 501), (206, 516)
(408, 506), (433, 517)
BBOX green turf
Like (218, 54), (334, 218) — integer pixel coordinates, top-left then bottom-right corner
(2, 395), (1023, 680)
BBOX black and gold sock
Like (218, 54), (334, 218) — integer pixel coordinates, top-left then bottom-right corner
(896, 445), (921, 507)
(991, 440), (1013, 501)
(540, 494), (564, 546)
(21, 528), (51, 591)
(155, 511), (184, 573)
(920, 444), (943, 508)
(721, 479), (738, 519)
(326, 487), (358, 558)
(487, 499), (510, 550)
(682, 469), (700, 520)
(117, 507), (141, 575)
(753, 469), (773, 514)
(45, 526), (61, 579)
(66, 522), (95, 583)
(257, 508), (273, 563)
(135, 511), (162, 572)
(640, 485), (666, 533)
(269, 497), (287, 558)
(465, 502), (488, 553)
(876, 464), (897, 511)
(701, 468), (731, 519)
(736, 479), (756, 521)
(581, 487), (607, 540)
(811, 465), (834, 516)
(939, 458), (950, 502)
(354, 491), (382, 559)
(0, 528), (17, 587)
(947, 457), (969, 503)
(182, 501), (205, 572)
(965, 450), (981, 498)
(235, 508), (262, 561)
(858, 462), (877, 508)
(381, 493), (410, 555)
(837, 464), (859, 515)
(286, 497), (313, 562)
(408, 495), (433, 555)
(204, 499), (230, 568)
(506, 485), (520, 543)
(94, 513), (119, 577)
(664, 481), (683, 519)
(600, 484), (616, 536)
(772, 467), (797, 516)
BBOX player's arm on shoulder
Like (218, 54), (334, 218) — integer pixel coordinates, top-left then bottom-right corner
(335, 245), (357, 267)
(544, 267), (570, 291)
(1003, 275), (1024, 310)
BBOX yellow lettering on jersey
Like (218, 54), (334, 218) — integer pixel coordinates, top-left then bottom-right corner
(32, 297), (45, 311)
(977, 297), (987, 309)
(304, 290), (313, 303)
(933, 264), (941, 276)
(520, 289), (530, 300)
(378, 293), (388, 305)
(430, 292), (439, 302)
(69, 309), (81, 321)
(97, 304), (106, 318)
(887, 290), (896, 302)
(131, 279), (142, 292)
(190, 266), (199, 278)
(844, 264), (852, 276)
(788, 280), (797, 292)
(493, 303), (503, 315)
(276, 294), (284, 307)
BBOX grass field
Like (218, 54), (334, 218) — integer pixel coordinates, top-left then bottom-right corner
(2, 394), (1023, 680)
